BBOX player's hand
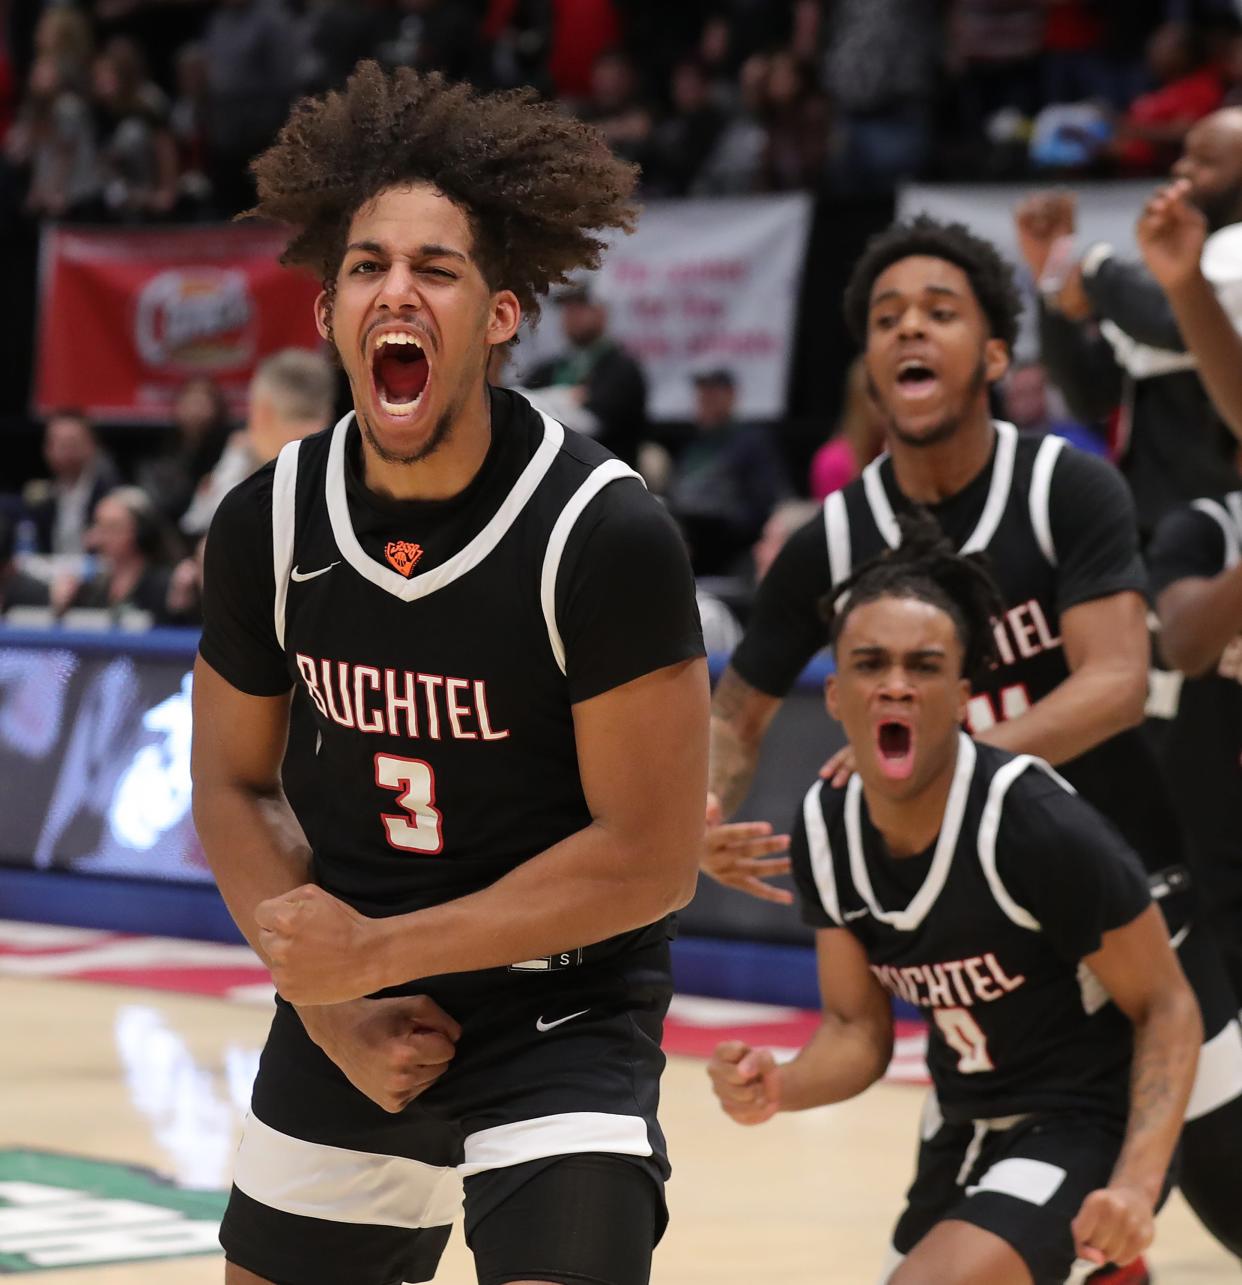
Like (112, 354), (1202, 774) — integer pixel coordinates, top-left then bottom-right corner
(701, 793), (792, 905)
(297, 995), (461, 1113)
(1071, 1185), (1155, 1268)
(708, 1040), (782, 1125)
(1014, 191), (1077, 279)
(1137, 178), (1207, 292)
(819, 744), (856, 789)
(256, 884), (383, 1005)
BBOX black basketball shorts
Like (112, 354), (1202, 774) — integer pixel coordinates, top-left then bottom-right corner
(219, 951), (671, 1285)
(885, 1095), (1170, 1285)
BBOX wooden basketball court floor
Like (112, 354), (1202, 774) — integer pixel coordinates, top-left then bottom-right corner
(2, 970), (1237, 1284)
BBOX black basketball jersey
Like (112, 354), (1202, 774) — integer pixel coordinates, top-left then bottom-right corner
(198, 389), (703, 974)
(790, 736), (1152, 1125)
(1148, 492), (1242, 870)
(733, 422), (1183, 876)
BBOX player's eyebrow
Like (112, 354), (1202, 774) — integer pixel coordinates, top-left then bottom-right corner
(870, 284), (962, 310)
(849, 644), (947, 661)
(344, 240), (470, 263)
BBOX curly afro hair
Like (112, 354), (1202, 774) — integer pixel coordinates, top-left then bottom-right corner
(842, 214), (1023, 352)
(247, 62), (639, 327)
(821, 509), (1004, 688)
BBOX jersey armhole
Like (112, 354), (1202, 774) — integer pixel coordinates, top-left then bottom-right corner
(539, 460), (643, 674)
(1190, 497), (1242, 571)
(802, 779), (844, 927)
(823, 490), (851, 591)
(1028, 434), (1066, 567)
(271, 439), (301, 649)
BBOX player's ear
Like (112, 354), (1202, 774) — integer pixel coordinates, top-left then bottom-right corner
(487, 290), (522, 347)
(956, 677), (971, 723)
(314, 289), (334, 343)
(825, 676), (840, 721)
(984, 337), (1009, 385)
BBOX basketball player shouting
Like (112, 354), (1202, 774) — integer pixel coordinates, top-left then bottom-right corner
(191, 65), (707, 1285)
(710, 520), (1201, 1284)
(704, 216), (1242, 1268)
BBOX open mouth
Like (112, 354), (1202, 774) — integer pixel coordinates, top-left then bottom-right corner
(876, 719), (915, 781)
(371, 331), (430, 417)
(895, 360), (939, 399)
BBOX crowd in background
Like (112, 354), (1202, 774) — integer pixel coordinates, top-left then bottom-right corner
(3, 0), (1242, 638)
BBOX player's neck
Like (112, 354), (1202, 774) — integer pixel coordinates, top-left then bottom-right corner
(888, 408), (994, 506)
(862, 741), (960, 860)
(360, 384), (492, 502)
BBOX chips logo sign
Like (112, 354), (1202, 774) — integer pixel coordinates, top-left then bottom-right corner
(134, 268), (255, 372)
(0, 1149), (225, 1273)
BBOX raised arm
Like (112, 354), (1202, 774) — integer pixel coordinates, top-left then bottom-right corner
(257, 656), (710, 1003)
(1156, 564), (1242, 677)
(977, 589), (1149, 764)
(708, 926), (894, 1124)
(1070, 904), (1201, 1267)
(1138, 178), (1242, 444)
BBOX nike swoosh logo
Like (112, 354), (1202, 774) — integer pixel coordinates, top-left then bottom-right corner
(291, 562), (340, 582)
(535, 1008), (590, 1033)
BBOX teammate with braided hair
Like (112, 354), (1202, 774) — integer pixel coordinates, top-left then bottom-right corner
(709, 512), (1202, 1285)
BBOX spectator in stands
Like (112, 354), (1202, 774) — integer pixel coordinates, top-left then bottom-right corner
(164, 532), (206, 627)
(546, 0), (621, 101)
(51, 486), (180, 624)
(477, 0), (554, 95)
(0, 513), (51, 617)
(22, 409), (120, 556)
(167, 41), (213, 214)
(666, 368), (790, 576)
(952, 0), (1047, 133)
(1110, 21), (1226, 175)
(1003, 359), (1107, 454)
(575, 49), (653, 173)
(139, 375), (234, 524)
(646, 59), (724, 196)
(182, 348), (335, 537)
(375, 0), (481, 84)
(523, 282), (647, 466)
(91, 36), (178, 219)
(821, 0), (941, 193)
(759, 49), (829, 193)
(4, 54), (98, 218)
(808, 356), (886, 500)
(1019, 107), (1242, 536)
(696, 51), (769, 195)
(202, 0), (298, 214)
(32, 5), (93, 92)
(296, 0), (389, 96)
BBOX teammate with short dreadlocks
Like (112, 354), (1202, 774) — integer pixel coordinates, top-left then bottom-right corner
(191, 63), (707, 1285)
(709, 514), (1201, 1285)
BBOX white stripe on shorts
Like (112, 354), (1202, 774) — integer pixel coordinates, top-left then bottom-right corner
(966, 1156), (1067, 1206)
(1186, 1017), (1242, 1122)
(459, 1111), (652, 1177)
(233, 1112), (463, 1229)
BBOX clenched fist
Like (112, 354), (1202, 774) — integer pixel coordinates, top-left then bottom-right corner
(1071, 1184), (1155, 1268)
(708, 1039), (783, 1125)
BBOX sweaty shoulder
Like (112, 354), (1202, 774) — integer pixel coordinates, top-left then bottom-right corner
(1042, 443), (1146, 613)
(554, 470), (704, 704)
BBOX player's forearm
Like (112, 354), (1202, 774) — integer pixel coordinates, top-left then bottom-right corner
(192, 783), (312, 963)
(709, 666), (777, 817)
(1111, 987), (1201, 1204)
(1163, 270), (1242, 443)
(975, 663), (1146, 765)
(777, 1014), (893, 1112)
(1159, 568), (1242, 675)
(368, 821), (699, 987)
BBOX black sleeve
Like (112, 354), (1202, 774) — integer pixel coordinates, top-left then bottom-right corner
(729, 513), (831, 697)
(555, 478), (704, 704)
(198, 466), (292, 697)
(1038, 303), (1124, 424)
(1147, 505), (1229, 597)
(1084, 256), (1186, 353)
(1046, 447), (1148, 614)
(788, 799), (839, 930)
(998, 770), (1152, 964)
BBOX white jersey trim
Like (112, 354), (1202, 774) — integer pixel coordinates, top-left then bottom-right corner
(860, 421), (1019, 557)
(1190, 497), (1241, 571)
(271, 439), (301, 649)
(844, 732), (976, 932)
(540, 460), (643, 675)
(459, 1111), (652, 1176)
(233, 1111), (462, 1229)
(801, 779), (843, 926)
(976, 754), (1075, 932)
(323, 402), (565, 602)
(1186, 1016), (1242, 1122)
(823, 489), (852, 588)
(1028, 433), (1065, 566)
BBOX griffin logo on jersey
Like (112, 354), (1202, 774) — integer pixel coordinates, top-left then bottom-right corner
(385, 540), (424, 577)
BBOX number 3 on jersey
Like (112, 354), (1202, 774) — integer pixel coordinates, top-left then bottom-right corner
(933, 1007), (994, 1073)
(374, 753), (443, 854)
(965, 683), (1030, 734)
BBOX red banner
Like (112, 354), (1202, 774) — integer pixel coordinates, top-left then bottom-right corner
(34, 224), (324, 422)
